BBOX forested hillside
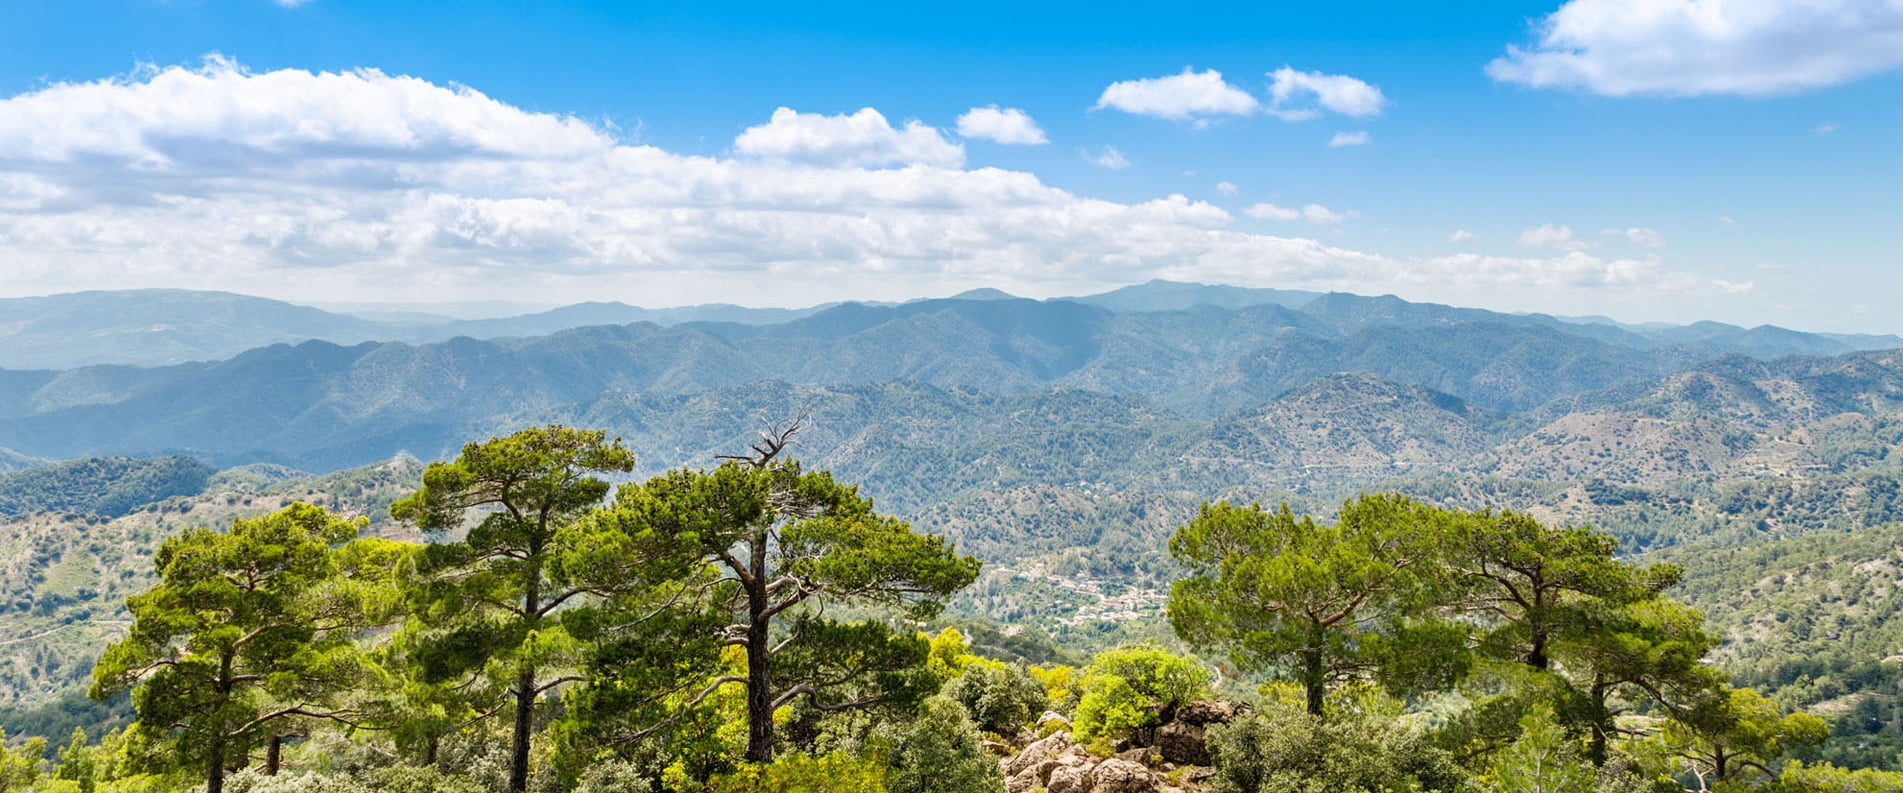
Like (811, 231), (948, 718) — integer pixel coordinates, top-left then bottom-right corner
(2, 287), (1903, 792)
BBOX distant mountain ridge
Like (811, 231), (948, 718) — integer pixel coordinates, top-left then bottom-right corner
(2, 281), (1896, 370)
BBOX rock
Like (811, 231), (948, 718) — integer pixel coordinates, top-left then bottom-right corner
(1048, 764), (1096, 793)
(1115, 747), (1154, 767)
(1180, 766), (1217, 784)
(1091, 758), (1159, 793)
(1006, 731), (1074, 777)
(1005, 768), (1041, 793)
(1175, 700), (1247, 726)
(1038, 711), (1074, 732)
(1058, 745), (1094, 767)
(983, 739), (1012, 756)
(1155, 721), (1208, 765)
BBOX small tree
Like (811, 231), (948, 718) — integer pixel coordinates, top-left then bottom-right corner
(0, 727), (46, 793)
(945, 661), (1047, 735)
(1168, 495), (1458, 716)
(1664, 686), (1828, 789)
(90, 504), (390, 793)
(1490, 704), (1595, 793)
(1450, 510), (1679, 671)
(390, 425), (637, 793)
(576, 420), (980, 762)
(1073, 644), (1211, 743)
(883, 696), (1004, 793)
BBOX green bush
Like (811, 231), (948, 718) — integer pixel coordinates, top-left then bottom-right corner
(707, 754), (887, 793)
(945, 662), (1047, 735)
(884, 697), (1003, 793)
(1072, 644), (1209, 742)
(1206, 704), (1466, 793)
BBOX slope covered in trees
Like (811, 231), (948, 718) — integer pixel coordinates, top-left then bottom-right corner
(2, 429), (1894, 793)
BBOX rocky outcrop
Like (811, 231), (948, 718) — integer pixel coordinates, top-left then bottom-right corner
(1092, 759), (1160, 793)
(1154, 699), (1249, 765)
(999, 701), (1247, 793)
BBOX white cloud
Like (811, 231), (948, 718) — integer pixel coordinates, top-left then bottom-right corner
(1603, 226), (1665, 246)
(1813, 123), (1838, 134)
(1215, 181), (1238, 196)
(955, 105), (1047, 145)
(1267, 67), (1387, 120)
(274, 0), (314, 6)
(0, 57), (1734, 309)
(1714, 279), (1757, 294)
(1487, 0), (1903, 97)
(1450, 229), (1477, 243)
(1519, 223), (1591, 251)
(1092, 68), (1259, 121)
(1718, 215), (1737, 224)
(1084, 145), (1131, 170)
(1328, 131), (1371, 147)
(733, 107), (963, 168)
(1247, 202), (1353, 224)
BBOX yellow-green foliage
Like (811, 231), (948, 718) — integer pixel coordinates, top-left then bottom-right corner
(708, 754), (888, 793)
(1028, 664), (1077, 712)
(1776, 761), (1903, 793)
(0, 727), (47, 792)
(1070, 643), (1208, 741)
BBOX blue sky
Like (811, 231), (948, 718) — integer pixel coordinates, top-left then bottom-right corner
(0, 0), (1898, 331)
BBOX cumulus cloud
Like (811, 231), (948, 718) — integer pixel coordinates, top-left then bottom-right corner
(1603, 226), (1665, 246)
(1450, 229), (1477, 243)
(1519, 223), (1591, 251)
(1267, 67), (1387, 120)
(1328, 131), (1371, 147)
(1813, 123), (1838, 134)
(0, 57), (1734, 308)
(1246, 202), (1353, 224)
(1084, 145), (1131, 170)
(1487, 0), (1903, 97)
(955, 105), (1047, 145)
(733, 107), (964, 168)
(1093, 68), (1259, 121)
(1215, 181), (1238, 196)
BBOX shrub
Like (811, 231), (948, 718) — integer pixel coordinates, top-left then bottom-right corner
(707, 754), (887, 793)
(1072, 644), (1210, 742)
(946, 662), (1047, 735)
(884, 697), (1004, 793)
(1205, 703), (1466, 793)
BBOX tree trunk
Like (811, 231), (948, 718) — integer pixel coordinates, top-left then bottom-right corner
(1302, 620), (1326, 717)
(509, 538), (545, 793)
(423, 734), (440, 768)
(744, 609), (775, 762)
(265, 734), (285, 776)
(509, 667), (536, 793)
(1526, 628), (1549, 670)
(205, 740), (227, 793)
(1587, 679), (1610, 767)
(744, 529), (775, 763)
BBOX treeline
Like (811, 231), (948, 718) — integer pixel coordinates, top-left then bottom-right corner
(0, 457), (214, 520)
(2, 424), (1898, 793)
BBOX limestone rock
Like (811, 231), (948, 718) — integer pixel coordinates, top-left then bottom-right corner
(1092, 758), (1160, 793)
(1176, 700), (1247, 726)
(1037, 710), (1074, 732)
(1155, 721), (1208, 765)
(1005, 731), (1075, 777)
(1048, 763), (1096, 793)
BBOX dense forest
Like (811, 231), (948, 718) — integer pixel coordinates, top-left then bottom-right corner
(2, 422), (1901, 793)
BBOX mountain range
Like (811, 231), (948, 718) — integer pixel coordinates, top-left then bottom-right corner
(3, 281), (1899, 371)
(5, 281), (1903, 731)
